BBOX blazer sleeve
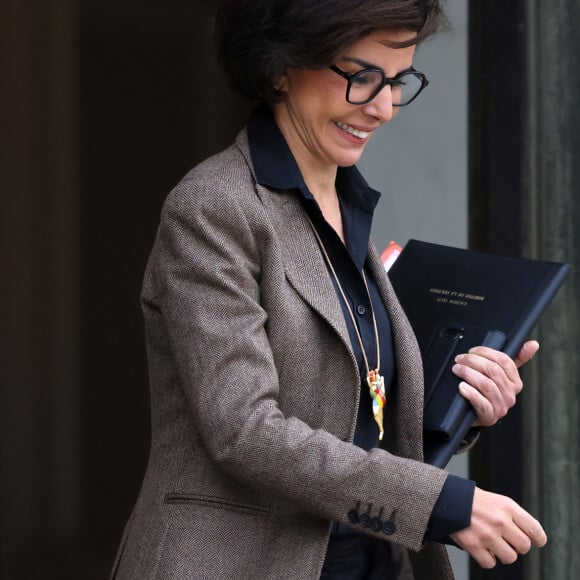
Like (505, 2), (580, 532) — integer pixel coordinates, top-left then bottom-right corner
(148, 172), (450, 552)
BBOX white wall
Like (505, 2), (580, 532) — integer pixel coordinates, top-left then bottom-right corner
(360, 2), (469, 578)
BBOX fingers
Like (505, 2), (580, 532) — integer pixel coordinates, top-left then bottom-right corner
(461, 536), (518, 569)
(450, 488), (548, 570)
(502, 521), (533, 555)
(453, 347), (523, 426)
(512, 508), (548, 548)
(513, 340), (540, 368)
(458, 382), (495, 425)
(482, 504), (546, 566)
(456, 346), (521, 385)
(470, 548), (498, 570)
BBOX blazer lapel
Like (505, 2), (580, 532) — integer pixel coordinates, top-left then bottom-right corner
(257, 184), (354, 353)
(235, 130), (353, 354)
(366, 245), (425, 460)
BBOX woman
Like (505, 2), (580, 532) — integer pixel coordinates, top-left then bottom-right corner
(111, 1), (547, 578)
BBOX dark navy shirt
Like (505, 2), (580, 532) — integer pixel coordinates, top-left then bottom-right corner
(247, 104), (474, 545)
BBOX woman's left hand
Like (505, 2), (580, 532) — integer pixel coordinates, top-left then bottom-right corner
(453, 340), (540, 428)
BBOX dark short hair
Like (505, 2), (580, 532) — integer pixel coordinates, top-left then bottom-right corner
(216, 0), (447, 104)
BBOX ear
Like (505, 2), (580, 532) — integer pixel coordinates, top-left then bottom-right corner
(274, 72), (288, 93)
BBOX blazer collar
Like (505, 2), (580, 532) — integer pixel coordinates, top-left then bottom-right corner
(232, 129), (353, 359)
(246, 104), (382, 213)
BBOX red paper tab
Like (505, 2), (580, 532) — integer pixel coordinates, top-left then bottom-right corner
(380, 241), (402, 272)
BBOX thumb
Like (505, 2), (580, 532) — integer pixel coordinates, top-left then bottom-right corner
(513, 340), (540, 368)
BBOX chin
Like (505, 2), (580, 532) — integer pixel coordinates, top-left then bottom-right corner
(335, 152), (365, 167)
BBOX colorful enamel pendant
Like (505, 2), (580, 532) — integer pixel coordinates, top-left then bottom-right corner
(368, 369), (386, 440)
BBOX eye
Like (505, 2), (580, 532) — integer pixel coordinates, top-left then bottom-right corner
(351, 70), (381, 87)
(393, 71), (420, 87)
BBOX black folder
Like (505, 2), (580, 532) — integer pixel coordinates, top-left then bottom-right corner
(387, 240), (570, 467)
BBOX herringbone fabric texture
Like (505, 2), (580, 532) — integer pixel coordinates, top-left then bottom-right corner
(110, 131), (455, 580)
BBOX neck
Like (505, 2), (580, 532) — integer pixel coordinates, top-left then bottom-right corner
(273, 104), (344, 240)
(301, 165), (337, 206)
(273, 103), (338, 204)
(296, 158), (344, 243)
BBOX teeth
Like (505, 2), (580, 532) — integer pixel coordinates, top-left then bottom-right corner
(336, 121), (370, 139)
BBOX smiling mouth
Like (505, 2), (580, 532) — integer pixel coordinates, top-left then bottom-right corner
(335, 121), (371, 140)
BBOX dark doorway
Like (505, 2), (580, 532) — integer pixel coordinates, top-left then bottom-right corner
(0, 2), (250, 578)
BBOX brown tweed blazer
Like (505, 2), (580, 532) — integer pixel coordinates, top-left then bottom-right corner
(110, 130), (457, 580)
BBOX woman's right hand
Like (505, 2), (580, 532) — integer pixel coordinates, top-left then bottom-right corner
(449, 487), (548, 569)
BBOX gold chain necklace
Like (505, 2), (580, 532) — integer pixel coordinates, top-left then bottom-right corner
(306, 216), (387, 440)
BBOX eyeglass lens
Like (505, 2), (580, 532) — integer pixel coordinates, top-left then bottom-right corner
(348, 70), (423, 105)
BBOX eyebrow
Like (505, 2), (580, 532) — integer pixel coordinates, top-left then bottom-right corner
(340, 56), (413, 76)
(341, 56), (380, 69)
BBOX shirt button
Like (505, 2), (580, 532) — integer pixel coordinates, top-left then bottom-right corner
(357, 305), (366, 315)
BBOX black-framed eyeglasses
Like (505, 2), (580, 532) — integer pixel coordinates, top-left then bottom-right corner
(329, 65), (429, 106)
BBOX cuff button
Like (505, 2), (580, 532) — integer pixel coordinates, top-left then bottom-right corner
(347, 509), (360, 525)
(382, 521), (396, 536)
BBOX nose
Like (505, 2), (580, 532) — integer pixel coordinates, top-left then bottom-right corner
(362, 86), (396, 123)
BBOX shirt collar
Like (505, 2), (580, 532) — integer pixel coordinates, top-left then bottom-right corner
(247, 104), (382, 212)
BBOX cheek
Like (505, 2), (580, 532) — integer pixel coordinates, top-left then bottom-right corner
(327, 75), (345, 91)
(326, 76), (349, 105)
(305, 70), (345, 102)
